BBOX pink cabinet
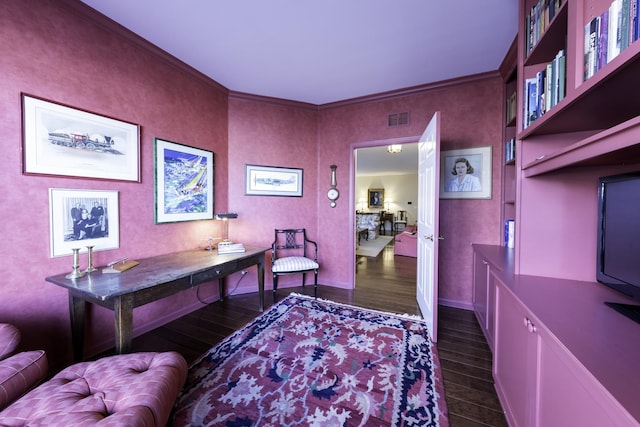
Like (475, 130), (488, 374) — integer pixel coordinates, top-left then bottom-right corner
(493, 276), (639, 427)
(493, 282), (539, 427)
(472, 251), (489, 335)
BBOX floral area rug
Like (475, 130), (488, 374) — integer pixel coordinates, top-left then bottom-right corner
(171, 293), (449, 426)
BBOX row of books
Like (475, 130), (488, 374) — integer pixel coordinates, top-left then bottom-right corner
(584, 0), (640, 80)
(523, 49), (566, 128)
(525, 0), (565, 56)
(217, 241), (245, 254)
(505, 138), (516, 164)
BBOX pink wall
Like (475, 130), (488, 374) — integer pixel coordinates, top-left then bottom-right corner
(1, 0), (229, 366)
(317, 78), (504, 305)
(226, 95), (319, 293)
(1, 0), (504, 369)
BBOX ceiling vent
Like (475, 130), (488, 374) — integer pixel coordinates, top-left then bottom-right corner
(388, 112), (409, 127)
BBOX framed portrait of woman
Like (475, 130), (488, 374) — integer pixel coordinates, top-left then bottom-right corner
(440, 146), (492, 199)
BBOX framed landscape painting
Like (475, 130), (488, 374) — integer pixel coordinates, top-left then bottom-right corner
(440, 146), (492, 199)
(22, 94), (140, 181)
(154, 138), (214, 223)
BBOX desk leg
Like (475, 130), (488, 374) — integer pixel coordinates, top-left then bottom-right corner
(219, 278), (225, 301)
(113, 296), (134, 354)
(69, 294), (86, 362)
(257, 254), (265, 312)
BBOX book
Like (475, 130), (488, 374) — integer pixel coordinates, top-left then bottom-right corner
(584, 16), (599, 80)
(217, 242), (245, 254)
(598, 10), (609, 71)
(504, 220), (515, 249)
(608, 0), (621, 62)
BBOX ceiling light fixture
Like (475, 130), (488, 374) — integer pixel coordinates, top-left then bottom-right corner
(387, 144), (402, 154)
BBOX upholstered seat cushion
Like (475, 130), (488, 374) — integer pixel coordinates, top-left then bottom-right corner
(0, 350), (47, 412)
(272, 256), (319, 273)
(0, 351), (187, 427)
(0, 325), (20, 361)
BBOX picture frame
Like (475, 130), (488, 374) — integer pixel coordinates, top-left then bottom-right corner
(22, 94), (140, 182)
(440, 146), (492, 199)
(245, 164), (303, 197)
(154, 138), (214, 224)
(49, 188), (120, 258)
(368, 188), (384, 208)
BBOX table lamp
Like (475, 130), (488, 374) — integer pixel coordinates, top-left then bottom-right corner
(214, 213), (238, 243)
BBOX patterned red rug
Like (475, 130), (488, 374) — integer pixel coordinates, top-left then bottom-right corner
(172, 294), (449, 426)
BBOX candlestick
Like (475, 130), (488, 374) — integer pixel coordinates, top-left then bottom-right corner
(66, 248), (86, 279)
(85, 246), (96, 273)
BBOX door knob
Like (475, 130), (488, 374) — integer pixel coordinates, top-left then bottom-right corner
(425, 235), (444, 241)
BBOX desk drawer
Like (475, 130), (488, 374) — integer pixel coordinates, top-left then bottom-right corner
(190, 262), (238, 286)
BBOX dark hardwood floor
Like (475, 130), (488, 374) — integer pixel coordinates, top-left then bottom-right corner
(131, 241), (507, 426)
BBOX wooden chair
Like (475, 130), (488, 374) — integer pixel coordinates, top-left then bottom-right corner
(394, 210), (407, 233)
(271, 229), (319, 303)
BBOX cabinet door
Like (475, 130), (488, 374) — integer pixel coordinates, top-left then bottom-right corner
(472, 251), (489, 331)
(494, 282), (540, 427)
(537, 328), (638, 427)
(485, 269), (498, 349)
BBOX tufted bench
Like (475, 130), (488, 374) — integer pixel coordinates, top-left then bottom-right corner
(0, 323), (187, 426)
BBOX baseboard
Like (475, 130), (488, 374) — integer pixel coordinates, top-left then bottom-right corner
(438, 298), (473, 311)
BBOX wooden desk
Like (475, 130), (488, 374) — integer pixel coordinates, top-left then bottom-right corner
(46, 246), (268, 361)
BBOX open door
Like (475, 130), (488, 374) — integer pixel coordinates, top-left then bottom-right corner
(416, 112), (441, 342)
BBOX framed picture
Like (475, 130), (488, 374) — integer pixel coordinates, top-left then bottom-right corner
(368, 188), (384, 208)
(154, 138), (214, 224)
(49, 188), (119, 258)
(22, 94), (140, 182)
(245, 164), (303, 197)
(440, 146), (492, 199)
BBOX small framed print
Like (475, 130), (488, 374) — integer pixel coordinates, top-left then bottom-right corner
(22, 94), (140, 182)
(49, 188), (119, 258)
(245, 164), (303, 197)
(154, 138), (214, 223)
(440, 146), (492, 199)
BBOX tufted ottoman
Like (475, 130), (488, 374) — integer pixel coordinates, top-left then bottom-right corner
(0, 351), (187, 426)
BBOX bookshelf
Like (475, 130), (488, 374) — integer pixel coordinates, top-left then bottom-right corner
(515, 0), (640, 280)
(477, 2), (640, 424)
(500, 37), (518, 246)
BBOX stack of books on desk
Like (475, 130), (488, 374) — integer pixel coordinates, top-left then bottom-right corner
(217, 241), (245, 254)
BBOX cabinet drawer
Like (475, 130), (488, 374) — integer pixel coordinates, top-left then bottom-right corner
(190, 262), (238, 285)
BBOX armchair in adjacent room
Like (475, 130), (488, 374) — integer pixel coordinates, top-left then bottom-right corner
(271, 228), (319, 302)
(394, 210), (408, 233)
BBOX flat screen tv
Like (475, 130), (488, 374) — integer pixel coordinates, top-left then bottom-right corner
(597, 172), (640, 324)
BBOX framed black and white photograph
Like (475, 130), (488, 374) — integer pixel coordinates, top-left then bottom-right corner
(49, 188), (119, 258)
(22, 94), (140, 182)
(245, 164), (303, 197)
(368, 188), (384, 208)
(154, 138), (214, 224)
(440, 146), (492, 199)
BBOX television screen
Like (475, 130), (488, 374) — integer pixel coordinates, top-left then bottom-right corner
(597, 172), (640, 323)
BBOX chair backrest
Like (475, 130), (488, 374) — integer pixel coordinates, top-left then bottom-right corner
(272, 229), (317, 260)
(397, 210), (407, 221)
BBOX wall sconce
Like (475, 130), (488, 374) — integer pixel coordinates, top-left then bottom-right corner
(214, 212), (238, 243)
(387, 144), (402, 154)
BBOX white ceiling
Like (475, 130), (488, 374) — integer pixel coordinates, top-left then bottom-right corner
(356, 144), (419, 176)
(79, 0), (518, 105)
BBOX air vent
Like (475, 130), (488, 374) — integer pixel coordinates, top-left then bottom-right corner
(388, 112), (409, 127)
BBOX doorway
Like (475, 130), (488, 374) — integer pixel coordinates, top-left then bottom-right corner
(353, 141), (419, 289)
